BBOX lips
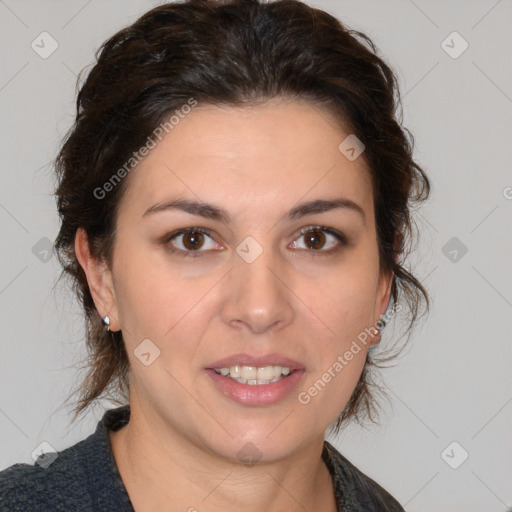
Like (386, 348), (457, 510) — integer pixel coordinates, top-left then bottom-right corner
(204, 353), (306, 405)
(205, 366), (305, 406)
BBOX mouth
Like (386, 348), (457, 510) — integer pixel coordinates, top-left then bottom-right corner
(212, 365), (296, 385)
(205, 354), (305, 405)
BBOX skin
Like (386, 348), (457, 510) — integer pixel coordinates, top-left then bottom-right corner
(75, 97), (393, 512)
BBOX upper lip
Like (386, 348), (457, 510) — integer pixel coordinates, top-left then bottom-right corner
(206, 353), (305, 370)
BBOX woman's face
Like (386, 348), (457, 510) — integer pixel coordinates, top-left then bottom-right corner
(91, 98), (392, 462)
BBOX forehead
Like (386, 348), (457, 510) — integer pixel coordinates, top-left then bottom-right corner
(119, 99), (374, 218)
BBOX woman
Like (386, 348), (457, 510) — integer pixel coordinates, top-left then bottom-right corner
(0, 0), (429, 510)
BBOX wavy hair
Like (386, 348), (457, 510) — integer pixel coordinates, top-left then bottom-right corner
(54, 0), (430, 430)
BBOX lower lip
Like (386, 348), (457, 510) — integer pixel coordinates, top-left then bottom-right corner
(205, 369), (305, 406)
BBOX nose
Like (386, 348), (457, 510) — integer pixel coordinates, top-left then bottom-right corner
(220, 245), (294, 335)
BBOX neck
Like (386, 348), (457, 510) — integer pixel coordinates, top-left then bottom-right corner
(109, 403), (336, 512)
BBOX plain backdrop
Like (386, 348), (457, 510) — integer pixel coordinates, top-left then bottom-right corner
(1, 1), (511, 511)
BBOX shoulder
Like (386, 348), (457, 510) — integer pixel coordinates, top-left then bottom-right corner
(0, 436), (93, 512)
(0, 405), (132, 512)
(323, 440), (405, 512)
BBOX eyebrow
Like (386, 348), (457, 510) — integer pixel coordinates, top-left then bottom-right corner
(143, 197), (366, 224)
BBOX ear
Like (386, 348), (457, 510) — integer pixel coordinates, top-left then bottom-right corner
(368, 269), (394, 347)
(74, 228), (120, 331)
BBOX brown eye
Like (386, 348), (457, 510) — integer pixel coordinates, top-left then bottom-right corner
(181, 231), (205, 250)
(304, 229), (326, 250)
(291, 226), (347, 253)
(164, 228), (221, 257)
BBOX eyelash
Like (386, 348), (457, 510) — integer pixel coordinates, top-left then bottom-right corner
(162, 225), (347, 258)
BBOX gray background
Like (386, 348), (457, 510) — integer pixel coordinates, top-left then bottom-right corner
(1, 0), (511, 510)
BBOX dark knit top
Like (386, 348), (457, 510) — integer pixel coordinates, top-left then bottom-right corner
(0, 405), (404, 511)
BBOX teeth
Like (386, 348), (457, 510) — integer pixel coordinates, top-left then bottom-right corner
(240, 366), (257, 380)
(214, 365), (293, 385)
(257, 366), (275, 380)
(230, 365), (241, 378)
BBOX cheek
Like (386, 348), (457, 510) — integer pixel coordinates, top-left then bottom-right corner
(300, 263), (379, 340)
(112, 243), (217, 354)
(111, 243), (173, 340)
(293, 253), (379, 400)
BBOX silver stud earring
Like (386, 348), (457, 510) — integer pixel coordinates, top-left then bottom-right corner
(102, 315), (111, 332)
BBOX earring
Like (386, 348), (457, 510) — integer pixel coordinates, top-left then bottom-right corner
(102, 315), (111, 332)
(373, 320), (384, 344)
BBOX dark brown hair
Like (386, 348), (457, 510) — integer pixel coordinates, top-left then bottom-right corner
(54, 0), (430, 430)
